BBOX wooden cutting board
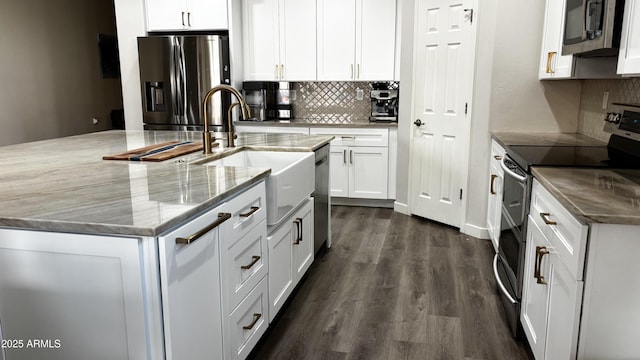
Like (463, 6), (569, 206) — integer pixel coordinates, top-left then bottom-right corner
(103, 141), (211, 162)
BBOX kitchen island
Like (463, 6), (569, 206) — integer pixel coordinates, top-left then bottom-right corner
(0, 130), (332, 360)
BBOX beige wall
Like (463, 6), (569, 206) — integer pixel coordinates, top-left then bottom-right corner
(0, 0), (123, 146)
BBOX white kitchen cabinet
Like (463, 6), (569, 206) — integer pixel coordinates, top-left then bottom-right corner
(267, 198), (314, 321)
(617, 0), (640, 75)
(311, 128), (390, 199)
(317, 0), (397, 81)
(243, 0), (316, 81)
(538, 0), (574, 79)
(145, 0), (228, 31)
(225, 277), (269, 360)
(486, 140), (505, 251)
(0, 230), (160, 360)
(235, 124), (310, 134)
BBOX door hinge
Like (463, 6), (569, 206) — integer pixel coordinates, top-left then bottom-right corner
(459, 189), (463, 200)
(465, 103), (468, 115)
(464, 8), (473, 24)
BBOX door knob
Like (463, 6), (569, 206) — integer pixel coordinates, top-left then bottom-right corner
(414, 119), (423, 126)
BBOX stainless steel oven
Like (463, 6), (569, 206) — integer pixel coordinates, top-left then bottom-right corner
(494, 155), (532, 336)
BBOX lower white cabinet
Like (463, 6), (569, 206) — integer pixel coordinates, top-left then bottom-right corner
(331, 145), (389, 199)
(267, 198), (314, 321)
(486, 139), (505, 251)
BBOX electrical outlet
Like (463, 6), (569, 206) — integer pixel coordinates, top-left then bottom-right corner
(92, 117), (99, 125)
(356, 88), (364, 101)
(602, 90), (609, 110)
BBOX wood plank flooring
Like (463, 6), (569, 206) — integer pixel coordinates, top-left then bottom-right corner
(250, 206), (532, 360)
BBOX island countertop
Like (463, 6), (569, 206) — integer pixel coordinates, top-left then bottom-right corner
(0, 130), (333, 236)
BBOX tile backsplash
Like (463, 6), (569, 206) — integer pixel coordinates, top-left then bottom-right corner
(291, 81), (399, 124)
(578, 78), (640, 142)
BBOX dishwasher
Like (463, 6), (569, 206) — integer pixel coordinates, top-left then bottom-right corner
(313, 144), (330, 254)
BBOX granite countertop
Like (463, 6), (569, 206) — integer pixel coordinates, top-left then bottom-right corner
(492, 132), (606, 148)
(532, 167), (640, 225)
(235, 119), (398, 128)
(0, 130), (333, 236)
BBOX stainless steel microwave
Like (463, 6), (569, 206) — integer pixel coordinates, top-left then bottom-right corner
(562, 0), (626, 56)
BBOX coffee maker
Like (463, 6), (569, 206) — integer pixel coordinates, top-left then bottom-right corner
(242, 81), (293, 121)
(370, 89), (399, 122)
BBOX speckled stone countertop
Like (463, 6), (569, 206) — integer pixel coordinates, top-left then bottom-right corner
(532, 167), (640, 225)
(0, 130), (333, 236)
(492, 132), (606, 148)
(235, 119), (398, 128)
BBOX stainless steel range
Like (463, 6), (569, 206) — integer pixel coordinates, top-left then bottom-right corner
(494, 104), (640, 337)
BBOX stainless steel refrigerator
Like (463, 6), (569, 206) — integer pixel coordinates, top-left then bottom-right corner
(137, 35), (232, 131)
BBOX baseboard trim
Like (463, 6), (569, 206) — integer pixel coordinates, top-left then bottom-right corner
(393, 201), (409, 215)
(331, 197), (395, 208)
(462, 223), (490, 240)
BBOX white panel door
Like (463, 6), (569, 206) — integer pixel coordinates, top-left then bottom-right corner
(187, 0), (228, 30)
(329, 144), (349, 197)
(146, 0), (185, 31)
(317, 0), (357, 80)
(617, 0), (640, 75)
(357, 0), (397, 80)
(292, 199), (314, 282)
(280, 0), (317, 80)
(349, 146), (389, 199)
(243, 0), (280, 80)
(409, 0), (475, 227)
(267, 222), (294, 321)
(539, 0), (573, 79)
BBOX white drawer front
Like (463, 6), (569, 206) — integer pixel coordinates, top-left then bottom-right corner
(309, 127), (389, 147)
(221, 219), (268, 313)
(225, 277), (269, 360)
(222, 182), (267, 242)
(530, 180), (588, 280)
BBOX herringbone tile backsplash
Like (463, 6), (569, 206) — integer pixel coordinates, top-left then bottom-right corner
(291, 82), (399, 124)
(578, 78), (640, 141)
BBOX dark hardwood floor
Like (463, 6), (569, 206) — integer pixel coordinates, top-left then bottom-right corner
(250, 206), (531, 360)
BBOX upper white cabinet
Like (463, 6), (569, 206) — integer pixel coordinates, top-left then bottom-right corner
(243, 0), (317, 81)
(617, 0), (640, 75)
(317, 0), (397, 81)
(145, 0), (228, 31)
(538, 0), (574, 79)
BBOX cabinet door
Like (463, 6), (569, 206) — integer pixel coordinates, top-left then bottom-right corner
(349, 146), (389, 199)
(617, 0), (640, 75)
(486, 161), (503, 252)
(146, 0), (186, 31)
(539, 0), (573, 79)
(243, 0), (280, 80)
(329, 144), (350, 197)
(545, 257), (582, 360)
(521, 218), (551, 360)
(158, 208), (226, 360)
(356, 0), (396, 81)
(317, 0), (357, 80)
(187, 0), (228, 30)
(292, 199), (314, 283)
(280, 0), (317, 80)
(267, 220), (295, 321)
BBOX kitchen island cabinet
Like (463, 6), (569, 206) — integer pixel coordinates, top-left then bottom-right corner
(521, 168), (640, 360)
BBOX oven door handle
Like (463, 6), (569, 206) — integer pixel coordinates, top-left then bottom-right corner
(500, 156), (527, 183)
(493, 254), (518, 304)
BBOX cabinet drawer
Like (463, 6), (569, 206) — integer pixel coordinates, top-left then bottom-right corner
(490, 139), (506, 169)
(222, 182), (267, 242)
(530, 180), (588, 280)
(309, 128), (389, 147)
(221, 219), (268, 313)
(225, 277), (269, 360)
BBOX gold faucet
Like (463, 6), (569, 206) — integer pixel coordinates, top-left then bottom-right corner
(202, 84), (251, 153)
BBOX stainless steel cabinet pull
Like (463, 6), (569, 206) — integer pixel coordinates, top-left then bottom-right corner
(490, 174), (498, 195)
(241, 255), (261, 270)
(350, 64), (354, 79)
(341, 136), (355, 140)
(493, 155), (502, 161)
(356, 64), (360, 79)
(350, 150), (353, 164)
(187, 12), (191, 27)
(534, 246), (550, 284)
(242, 313), (262, 330)
(239, 206), (260, 218)
(343, 149), (347, 164)
(539, 212), (557, 225)
(293, 218), (303, 244)
(176, 212), (232, 245)
(280, 64), (284, 79)
(181, 11), (185, 26)
(274, 64), (279, 79)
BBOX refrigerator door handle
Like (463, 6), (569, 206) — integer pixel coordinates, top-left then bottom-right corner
(171, 37), (182, 117)
(178, 37), (188, 124)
